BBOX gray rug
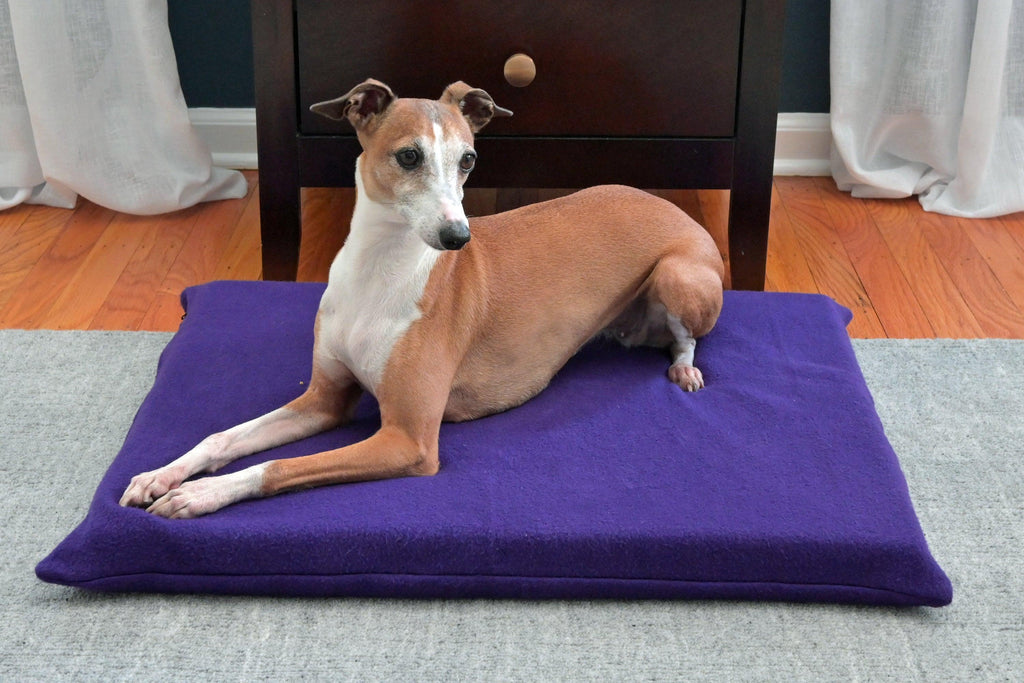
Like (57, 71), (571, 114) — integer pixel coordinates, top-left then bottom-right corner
(1, 330), (1021, 681)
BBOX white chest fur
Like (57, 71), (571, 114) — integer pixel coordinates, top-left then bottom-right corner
(315, 181), (441, 394)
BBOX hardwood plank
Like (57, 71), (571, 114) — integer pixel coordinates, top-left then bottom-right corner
(696, 189), (731, 282)
(775, 177), (885, 336)
(212, 187), (263, 280)
(37, 213), (152, 329)
(136, 184), (257, 330)
(917, 210), (1024, 337)
(0, 206), (72, 315)
(89, 207), (202, 330)
(764, 183), (818, 295)
(0, 202), (35, 250)
(298, 187), (353, 282)
(157, 175), (257, 295)
(0, 200), (115, 327)
(865, 198), (986, 338)
(813, 178), (934, 338)
(960, 214), (1024, 313)
(1000, 211), (1024, 254)
(2, 177), (1020, 339)
(138, 290), (187, 332)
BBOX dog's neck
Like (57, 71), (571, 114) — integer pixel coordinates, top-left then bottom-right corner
(321, 157), (444, 390)
(325, 157), (442, 309)
(335, 158), (441, 278)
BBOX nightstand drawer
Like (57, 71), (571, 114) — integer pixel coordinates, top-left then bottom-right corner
(296, 0), (742, 138)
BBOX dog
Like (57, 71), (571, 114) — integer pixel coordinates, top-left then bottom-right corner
(119, 79), (724, 518)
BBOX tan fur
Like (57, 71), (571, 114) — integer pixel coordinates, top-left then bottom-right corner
(395, 186), (724, 421)
(264, 181), (728, 495)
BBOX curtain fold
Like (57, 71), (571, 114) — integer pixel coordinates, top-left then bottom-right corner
(830, 0), (1024, 218)
(0, 0), (246, 215)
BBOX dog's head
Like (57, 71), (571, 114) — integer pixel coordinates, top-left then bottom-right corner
(310, 80), (512, 251)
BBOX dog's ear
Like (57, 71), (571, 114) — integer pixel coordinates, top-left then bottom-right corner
(440, 81), (513, 133)
(310, 79), (396, 130)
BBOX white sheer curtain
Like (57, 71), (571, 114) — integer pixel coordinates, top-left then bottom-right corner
(830, 0), (1024, 218)
(0, 0), (246, 214)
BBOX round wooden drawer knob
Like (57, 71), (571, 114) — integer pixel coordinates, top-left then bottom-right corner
(504, 53), (536, 87)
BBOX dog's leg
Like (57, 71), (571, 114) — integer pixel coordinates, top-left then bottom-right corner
(648, 255), (723, 392)
(119, 362), (363, 509)
(143, 344), (456, 518)
(144, 423), (439, 519)
(666, 315), (703, 391)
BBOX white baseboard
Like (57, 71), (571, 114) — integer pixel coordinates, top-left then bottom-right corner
(774, 112), (832, 176)
(188, 107), (258, 169)
(190, 108), (832, 176)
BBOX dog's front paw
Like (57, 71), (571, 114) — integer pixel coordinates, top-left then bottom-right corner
(145, 481), (222, 519)
(668, 363), (704, 392)
(119, 466), (187, 508)
(145, 467), (264, 519)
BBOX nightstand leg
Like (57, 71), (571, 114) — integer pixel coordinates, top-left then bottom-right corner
(727, 182), (771, 291)
(257, 180), (301, 282)
(252, 0), (301, 281)
(728, 0), (786, 291)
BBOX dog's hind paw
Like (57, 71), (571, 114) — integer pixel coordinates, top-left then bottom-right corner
(668, 363), (704, 392)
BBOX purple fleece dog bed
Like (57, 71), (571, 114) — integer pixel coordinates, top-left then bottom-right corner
(37, 281), (951, 606)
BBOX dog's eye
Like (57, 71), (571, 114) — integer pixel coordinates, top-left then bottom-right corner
(395, 148), (422, 170)
(459, 151), (477, 173)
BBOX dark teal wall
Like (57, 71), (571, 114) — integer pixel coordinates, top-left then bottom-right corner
(168, 0), (254, 108)
(168, 0), (829, 113)
(780, 0), (830, 112)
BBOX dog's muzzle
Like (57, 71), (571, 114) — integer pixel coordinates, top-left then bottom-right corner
(438, 220), (471, 250)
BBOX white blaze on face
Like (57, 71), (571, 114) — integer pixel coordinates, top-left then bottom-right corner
(433, 122), (469, 222)
(398, 121), (470, 250)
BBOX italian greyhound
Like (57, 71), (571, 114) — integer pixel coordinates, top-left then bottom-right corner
(120, 79), (724, 518)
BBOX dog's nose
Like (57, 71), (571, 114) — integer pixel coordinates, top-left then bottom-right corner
(438, 220), (471, 250)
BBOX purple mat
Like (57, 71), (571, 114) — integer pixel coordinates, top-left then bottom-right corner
(36, 281), (951, 606)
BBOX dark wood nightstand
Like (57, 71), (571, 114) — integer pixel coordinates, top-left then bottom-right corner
(252, 0), (786, 289)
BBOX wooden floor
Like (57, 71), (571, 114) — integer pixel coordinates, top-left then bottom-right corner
(1, 172), (1023, 338)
